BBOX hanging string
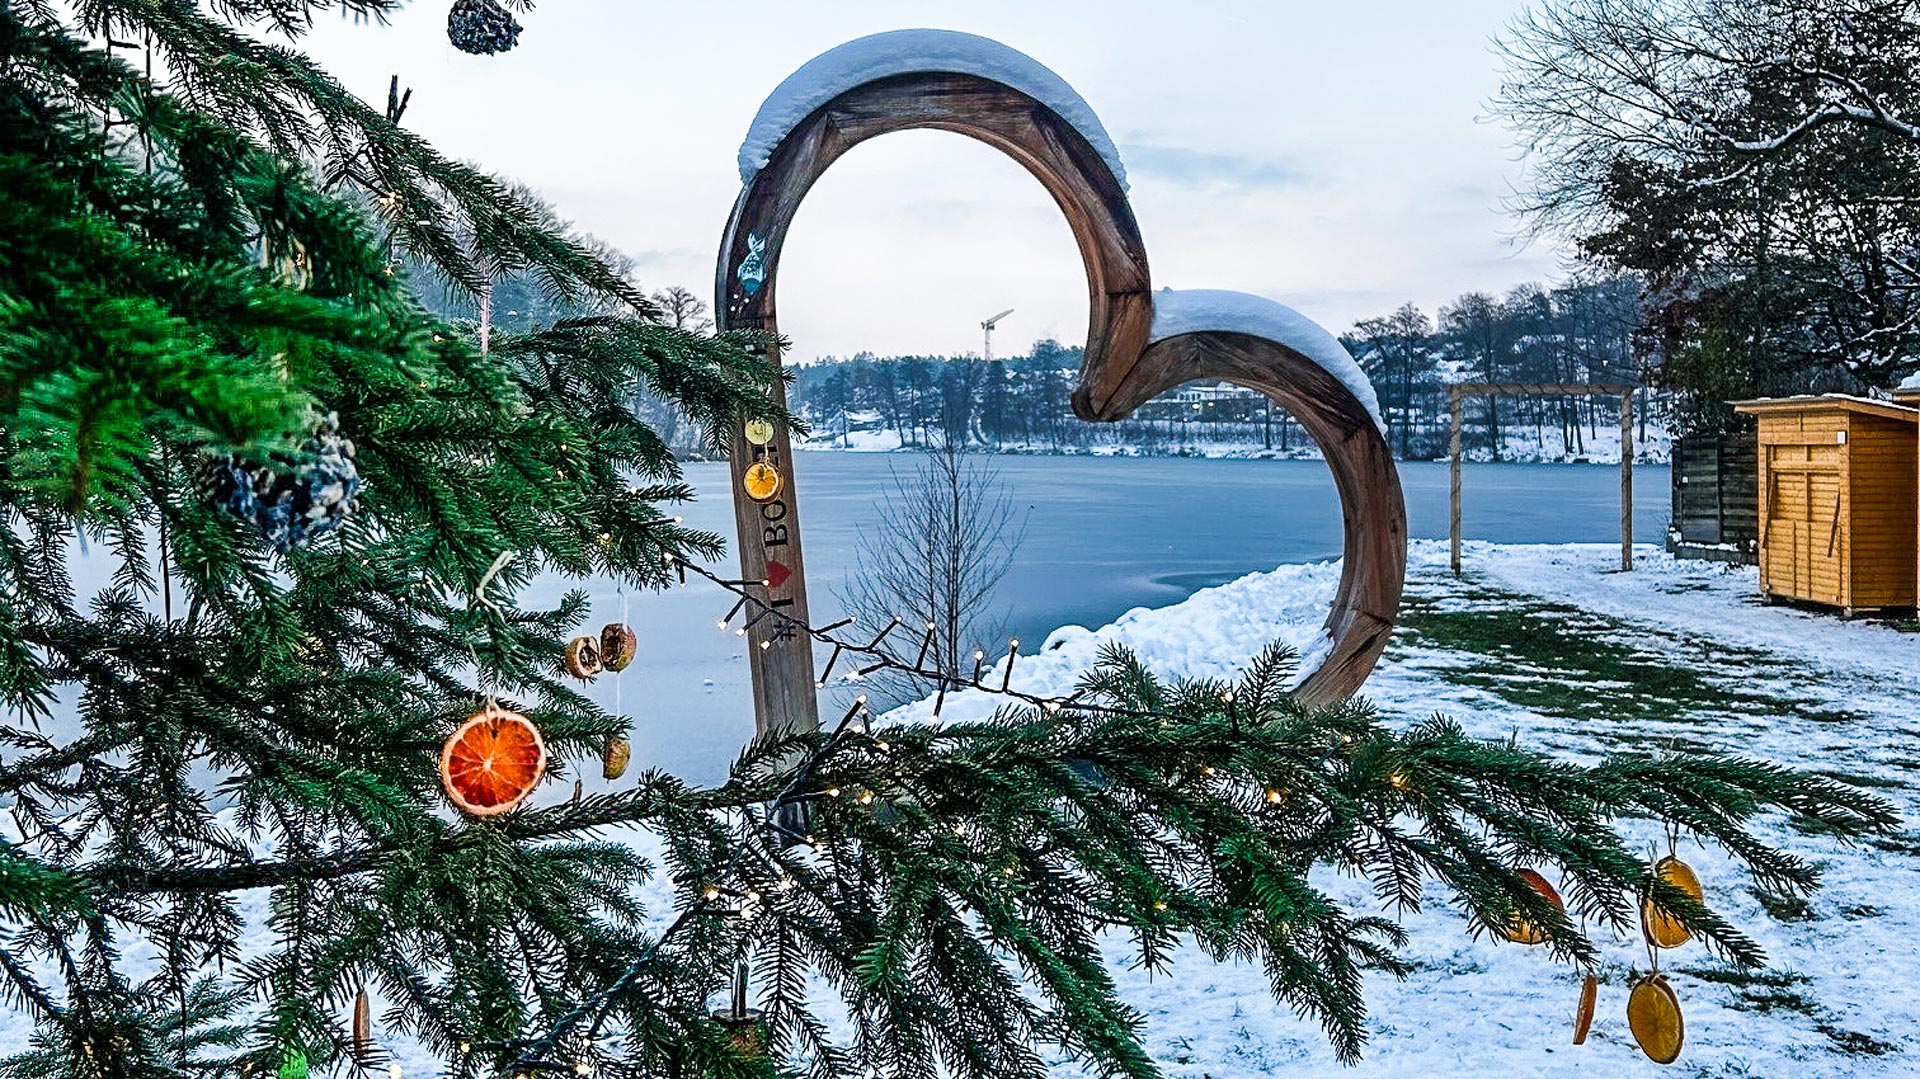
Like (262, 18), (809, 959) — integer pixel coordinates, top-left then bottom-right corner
(467, 549), (517, 706)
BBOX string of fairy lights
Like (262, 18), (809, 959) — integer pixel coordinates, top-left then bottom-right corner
(670, 549), (1224, 726)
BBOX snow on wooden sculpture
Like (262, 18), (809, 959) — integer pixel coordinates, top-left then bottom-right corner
(716, 30), (1406, 735)
(736, 29), (1129, 190)
(1148, 288), (1385, 429)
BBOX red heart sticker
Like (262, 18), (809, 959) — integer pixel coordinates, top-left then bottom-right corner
(764, 559), (792, 589)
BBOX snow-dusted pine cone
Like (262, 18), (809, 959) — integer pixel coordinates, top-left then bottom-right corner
(447, 0), (522, 55)
(199, 412), (363, 551)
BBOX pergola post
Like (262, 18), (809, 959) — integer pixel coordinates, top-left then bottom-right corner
(1621, 389), (1634, 571)
(1450, 388), (1463, 577)
(1448, 382), (1638, 576)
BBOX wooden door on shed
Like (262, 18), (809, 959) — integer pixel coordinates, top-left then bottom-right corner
(1762, 443), (1845, 605)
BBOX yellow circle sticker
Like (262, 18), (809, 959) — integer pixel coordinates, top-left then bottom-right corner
(743, 418), (775, 446)
(742, 461), (783, 503)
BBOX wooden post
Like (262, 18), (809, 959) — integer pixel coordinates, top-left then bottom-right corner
(1450, 388), (1463, 577)
(1621, 390), (1634, 571)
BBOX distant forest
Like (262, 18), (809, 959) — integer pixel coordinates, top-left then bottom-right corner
(785, 274), (1658, 461)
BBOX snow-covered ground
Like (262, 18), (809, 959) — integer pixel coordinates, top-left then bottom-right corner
(9, 542), (1914, 1076)
(873, 541), (1920, 1077)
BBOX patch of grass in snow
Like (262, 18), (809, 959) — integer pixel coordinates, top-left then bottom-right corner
(1679, 965), (1818, 1016)
(1818, 1025), (1900, 1056)
(1392, 580), (1867, 732)
(1748, 886), (1818, 923)
(1810, 768), (1909, 790)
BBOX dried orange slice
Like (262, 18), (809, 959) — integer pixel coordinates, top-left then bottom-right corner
(601, 622), (637, 672)
(440, 706), (547, 816)
(1573, 973), (1597, 1045)
(1502, 868), (1564, 945)
(742, 461), (782, 503)
(1642, 856), (1703, 949)
(1627, 973), (1684, 1064)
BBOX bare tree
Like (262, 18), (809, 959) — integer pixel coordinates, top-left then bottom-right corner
(835, 437), (1027, 703)
(651, 284), (715, 333)
(1493, 0), (1920, 232)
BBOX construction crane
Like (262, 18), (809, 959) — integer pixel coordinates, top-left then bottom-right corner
(980, 308), (1014, 363)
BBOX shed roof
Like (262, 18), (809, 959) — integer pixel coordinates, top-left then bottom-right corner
(1732, 394), (1920, 424)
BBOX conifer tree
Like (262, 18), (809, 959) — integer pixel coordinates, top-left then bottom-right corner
(0, 5), (1901, 1079)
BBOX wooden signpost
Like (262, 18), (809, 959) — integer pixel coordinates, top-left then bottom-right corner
(716, 37), (1409, 734)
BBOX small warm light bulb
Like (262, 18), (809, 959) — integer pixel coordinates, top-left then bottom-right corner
(1153, 900), (1168, 911)
(1265, 788), (1284, 804)
(827, 787), (841, 798)
(703, 885), (721, 901)
(857, 790), (874, 805)
(876, 740), (890, 752)
(1201, 765), (1215, 776)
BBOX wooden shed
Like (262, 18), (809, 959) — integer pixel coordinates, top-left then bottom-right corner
(1732, 396), (1918, 614)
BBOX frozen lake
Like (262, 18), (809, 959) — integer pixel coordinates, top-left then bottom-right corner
(589, 453), (1670, 783)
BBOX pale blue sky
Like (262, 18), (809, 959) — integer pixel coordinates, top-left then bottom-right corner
(302, 0), (1567, 360)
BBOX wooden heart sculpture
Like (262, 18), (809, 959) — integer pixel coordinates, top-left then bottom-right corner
(716, 30), (1406, 735)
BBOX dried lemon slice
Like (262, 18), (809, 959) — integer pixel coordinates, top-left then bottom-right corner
(1642, 856), (1704, 949)
(743, 461), (783, 503)
(1628, 973), (1684, 1064)
(744, 418), (775, 446)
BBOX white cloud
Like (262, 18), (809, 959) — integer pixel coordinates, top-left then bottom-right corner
(297, 0), (1569, 361)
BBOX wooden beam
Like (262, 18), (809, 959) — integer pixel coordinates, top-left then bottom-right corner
(1450, 382), (1638, 397)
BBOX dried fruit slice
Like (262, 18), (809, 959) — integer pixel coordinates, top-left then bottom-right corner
(601, 622), (638, 672)
(742, 461), (783, 503)
(744, 418), (775, 446)
(1502, 868), (1565, 945)
(1627, 973), (1684, 1064)
(1642, 856), (1704, 949)
(603, 735), (632, 780)
(440, 706), (548, 817)
(564, 635), (603, 680)
(1573, 973), (1598, 1045)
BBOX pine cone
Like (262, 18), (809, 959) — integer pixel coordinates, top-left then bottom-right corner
(448, 0), (522, 55)
(200, 412), (363, 551)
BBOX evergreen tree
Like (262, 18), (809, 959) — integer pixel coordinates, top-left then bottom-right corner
(0, 6), (1901, 1079)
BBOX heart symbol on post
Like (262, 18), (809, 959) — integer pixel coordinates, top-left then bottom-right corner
(763, 559), (792, 590)
(716, 30), (1406, 737)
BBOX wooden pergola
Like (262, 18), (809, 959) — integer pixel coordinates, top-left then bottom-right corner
(1448, 382), (1639, 575)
